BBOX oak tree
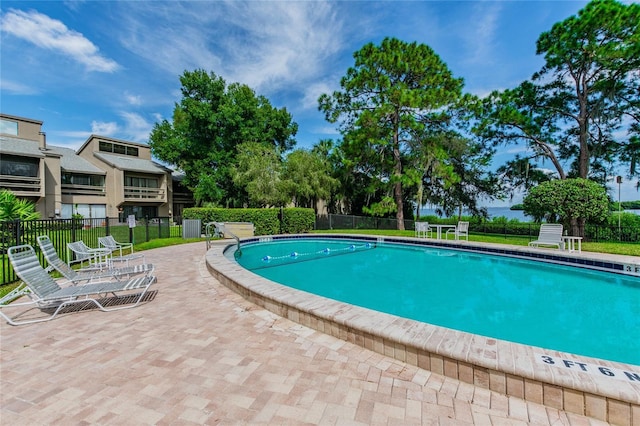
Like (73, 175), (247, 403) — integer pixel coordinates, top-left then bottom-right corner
(149, 70), (298, 206)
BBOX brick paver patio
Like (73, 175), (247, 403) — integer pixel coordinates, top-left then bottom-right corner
(0, 242), (609, 425)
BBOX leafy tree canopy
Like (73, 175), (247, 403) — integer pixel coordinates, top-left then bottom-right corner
(522, 178), (609, 236)
(281, 148), (340, 212)
(319, 37), (465, 229)
(475, 0), (640, 191)
(231, 142), (289, 208)
(149, 69), (298, 207)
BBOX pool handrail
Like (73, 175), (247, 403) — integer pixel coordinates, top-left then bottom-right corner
(205, 221), (241, 254)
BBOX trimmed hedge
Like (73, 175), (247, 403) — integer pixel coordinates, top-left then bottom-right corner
(282, 208), (315, 234)
(183, 207), (315, 235)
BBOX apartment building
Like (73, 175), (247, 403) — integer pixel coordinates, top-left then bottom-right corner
(0, 113), (194, 221)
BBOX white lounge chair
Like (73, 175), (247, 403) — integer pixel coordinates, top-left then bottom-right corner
(98, 235), (145, 264)
(1, 244), (156, 325)
(67, 240), (113, 270)
(38, 236), (153, 285)
(529, 224), (564, 250)
(414, 222), (432, 238)
(446, 221), (469, 241)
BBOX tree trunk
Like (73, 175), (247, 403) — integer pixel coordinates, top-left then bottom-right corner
(569, 217), (585, 238)
(393, 117), (405, 230)
(577, 74), (590, 179)
(415, 180), (423, 221)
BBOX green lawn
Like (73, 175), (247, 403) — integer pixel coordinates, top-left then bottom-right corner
(312, 229), (640, 257)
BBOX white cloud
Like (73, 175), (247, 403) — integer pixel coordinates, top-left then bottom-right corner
(120, 112), (152, 142)
(460, 3), (502, 66)
(302, 81), (334, 110)
(49, 130), (92, 150)
(220, 2), (344, 92)
(91, 120), (119, 136)
(124, 92), (142, 107)
(115, 3), (225, 78)
(0, 79), (39, 95)
(115, 1), (345, 97)
(0, 9), (119, 72)
(315, 125), (340, 136)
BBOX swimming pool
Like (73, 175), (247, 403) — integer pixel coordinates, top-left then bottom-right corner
(235, 238), (640, 366)
(207, 235), (640, 423)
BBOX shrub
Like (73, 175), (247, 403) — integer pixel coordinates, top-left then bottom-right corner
(183, 207), (316, 235)
(281, 208), (315, 233)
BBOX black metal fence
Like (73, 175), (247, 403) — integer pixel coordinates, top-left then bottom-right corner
(315, 214), (416, 231)
(3, 213), (637, 286)
(315, 214), (640, 243)
(1, 217), (182, 286)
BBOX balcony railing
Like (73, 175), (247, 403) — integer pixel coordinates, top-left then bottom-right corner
(123, 186), (165, 200)
(0, 174), (41, 194)
(173, 192), (194, 203)
(61, 183), (106, 196)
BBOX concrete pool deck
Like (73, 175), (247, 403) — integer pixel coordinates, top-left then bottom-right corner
(207, 235), (640, 425)
(0, 240), (635, 425)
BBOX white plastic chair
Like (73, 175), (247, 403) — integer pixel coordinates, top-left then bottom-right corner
(98, 235), (145, 265)
(446, 221), (469, 241)
(414, 222), (432, 238)
(67, 240), (113, 270)
(528, 224), (564, 250)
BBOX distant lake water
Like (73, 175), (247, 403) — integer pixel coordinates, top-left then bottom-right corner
(420, 207), (640, 222)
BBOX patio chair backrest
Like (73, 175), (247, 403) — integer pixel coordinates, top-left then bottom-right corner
(98, 235), (118, 250)
(537, 224), (563, 243)
(8, 245), (62, 299)
(458, 221), (469, 232)
(415, 222), (429, 232)
(67, 241), (93, 262)
(37, 235), (78, 280)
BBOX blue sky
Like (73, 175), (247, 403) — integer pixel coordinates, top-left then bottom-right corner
(1, 0), (638, 204)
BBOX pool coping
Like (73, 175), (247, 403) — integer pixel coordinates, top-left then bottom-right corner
(205, 234), (640, 425)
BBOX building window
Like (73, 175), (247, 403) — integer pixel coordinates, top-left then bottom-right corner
(125, 175), (158, 188)
(61, 203), (106, 219)
(0, 119), (18, 136)
(62, 173), (105, 187)
(120, 205), (158, 221)
(98, 141), (139, 157)
(0, 154), (38, 177)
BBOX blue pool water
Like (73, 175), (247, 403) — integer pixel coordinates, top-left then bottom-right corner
(235, 238), (640, 365)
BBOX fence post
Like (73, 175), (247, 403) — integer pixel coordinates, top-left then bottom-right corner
(14, 219), (21, 246)
(106, 216), (110, 236)
(71, 217), (77, 242)
(145, 216), (150, 242)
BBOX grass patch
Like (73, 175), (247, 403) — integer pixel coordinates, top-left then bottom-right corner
(0, 282), (21, 300)
(134, 237), (205, 251)
(312, 229), (640, 256)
